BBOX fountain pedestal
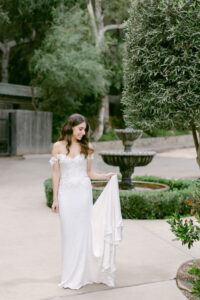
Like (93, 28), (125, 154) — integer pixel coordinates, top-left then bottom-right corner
(120, 165), (135, 189)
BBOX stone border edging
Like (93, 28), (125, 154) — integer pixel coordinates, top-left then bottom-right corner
(92, 134), (194, 153)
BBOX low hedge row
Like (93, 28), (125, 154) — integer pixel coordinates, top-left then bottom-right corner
(44, 175), (198, 219)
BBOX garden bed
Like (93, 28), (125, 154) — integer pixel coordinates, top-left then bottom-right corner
(44, 175), (198, 219)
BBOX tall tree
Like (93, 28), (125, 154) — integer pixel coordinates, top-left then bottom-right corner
(122, 0), (200, 167)
(31, 4), (109, 141)
(87, 0), (128, 140)
(0, 0), (36, 83)
(0, 0), (128, 138)
(0, 0), (78, 83)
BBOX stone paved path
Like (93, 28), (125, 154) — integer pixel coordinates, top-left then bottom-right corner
(0, 146), (199, 300)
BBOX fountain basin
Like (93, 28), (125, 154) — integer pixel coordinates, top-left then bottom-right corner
(99, 150), (156, 189)
(114, 128), (143, 152)
(98, 127), (157, 190)
(114, 128), (143, 139)
(99, 150), (156, 167)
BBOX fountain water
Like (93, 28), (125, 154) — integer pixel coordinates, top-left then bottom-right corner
(95, 128), (169, 191)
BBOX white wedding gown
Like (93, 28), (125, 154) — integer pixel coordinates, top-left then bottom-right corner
(49, 153), (123, 289)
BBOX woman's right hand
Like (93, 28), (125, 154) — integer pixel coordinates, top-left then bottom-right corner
(52, 200), (59, 213)
(104, 172), (118, 180)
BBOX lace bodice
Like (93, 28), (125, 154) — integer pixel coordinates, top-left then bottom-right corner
(49, 153), (94, 188)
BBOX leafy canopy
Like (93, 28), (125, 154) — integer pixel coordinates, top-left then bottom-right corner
(122, 0), (200, 131)
(0, 0), (84, 83)
(30, 4), (110, 139)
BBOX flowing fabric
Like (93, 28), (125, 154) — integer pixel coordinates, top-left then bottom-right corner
(49, 153), (123, 289)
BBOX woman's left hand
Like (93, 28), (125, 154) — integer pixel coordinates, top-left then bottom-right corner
(104, 172), (118, 180)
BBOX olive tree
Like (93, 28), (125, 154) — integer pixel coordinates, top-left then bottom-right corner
(122, 0), (200, 167)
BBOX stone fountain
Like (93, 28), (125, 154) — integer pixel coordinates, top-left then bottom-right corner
(96, 128), (169, 191)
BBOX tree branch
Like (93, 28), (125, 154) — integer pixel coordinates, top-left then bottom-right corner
(18, 29), (36, 45)
(5, 30), (36, 50)
(102, 22), (127, 34)
(0, 42), (5, 52)
(7, 40), (17, 48)
(96, 22), (127, 46)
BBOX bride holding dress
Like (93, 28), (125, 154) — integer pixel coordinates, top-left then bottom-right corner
(49, 113), (123, 289)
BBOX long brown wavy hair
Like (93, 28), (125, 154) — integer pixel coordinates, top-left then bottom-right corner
(57, 113), (94, 158)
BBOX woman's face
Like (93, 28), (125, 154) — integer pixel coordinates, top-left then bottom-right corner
(72, 122), (86, 140)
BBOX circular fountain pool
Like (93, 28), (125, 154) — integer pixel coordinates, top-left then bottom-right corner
(92, 180), (169, 192)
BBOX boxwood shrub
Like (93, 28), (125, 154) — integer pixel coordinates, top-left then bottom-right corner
(44, 175), (198, 219)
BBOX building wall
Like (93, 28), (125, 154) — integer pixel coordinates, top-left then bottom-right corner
(0, 82), (40, 110)
(0, 110), (52, 155)
(0, 96), (34, 110)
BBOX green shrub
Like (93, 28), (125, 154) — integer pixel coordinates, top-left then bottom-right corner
(94, 128), (191, 142)
(44, 178), (53, 208)
(98, 129), (118, 141)
(44, 175), (197, 219)
(188, 267), (200, 298)
(132, 175), (193, 189)
(141, 129), (191, 138)
(168, 182), (200, 298)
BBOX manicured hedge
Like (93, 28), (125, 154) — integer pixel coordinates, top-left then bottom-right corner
(44, 175), (198, 219)
(44, 178), (54, 208)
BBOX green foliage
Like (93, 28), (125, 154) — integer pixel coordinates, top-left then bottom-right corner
(0, 0), (64, 83)
(188, 267), (200, 298)
(101, 36), (125, 94)
(44, 175), (197, 219)
(122, 0), (200, 131)
(98, 127), (191, 140)
(168, 213), (200, 248)
(109, 115), (126, 129)
(44, 178), (53, 208)
(100, 0), (129, 94)
(0, 0), (86, 84)
(142, 128), (191, 138)
(132, 175), (194, 190)
(98, 129), (118, 141)
(0, 0), (129, 98)
(0, 5), (9, 24)
(168, 182), (200, 246)
(168, 181), (200, 297)
(102, 0), (129, 25)
(31, 4), (110, 140)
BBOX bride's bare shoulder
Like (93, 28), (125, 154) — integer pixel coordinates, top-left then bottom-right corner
(52, 141), (67, 154)
(88, 142), (94, 152)
(88, 142), (93, 148)
(53, 141), (62, 148)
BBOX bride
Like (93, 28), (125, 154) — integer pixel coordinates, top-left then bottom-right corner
(49, 113), (123, 289)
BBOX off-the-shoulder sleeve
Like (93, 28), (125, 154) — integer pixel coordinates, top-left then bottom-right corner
(87, 153), (94, 160)
(49, 156), (58, 166)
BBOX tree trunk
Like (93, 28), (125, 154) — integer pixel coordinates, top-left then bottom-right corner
(0, 32), (35, 83)
(197, 127), (200, 168)
(191, 125), (200, 168)
(1, 44), (10, 83)
(104, 95), (112, 133)
(87, 0), (126, 140)
(91, 96), (107, 141)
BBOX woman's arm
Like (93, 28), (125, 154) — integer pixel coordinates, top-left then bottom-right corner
(51, 142), (60, 203)
(87, 159), (117, 180)
(87, 143), (117, 180)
